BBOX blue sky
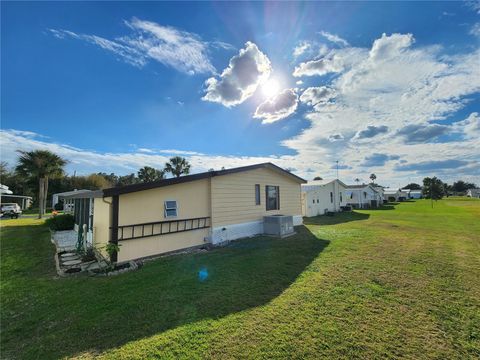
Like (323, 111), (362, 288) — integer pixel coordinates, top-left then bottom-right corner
(1, 1), (479, 187)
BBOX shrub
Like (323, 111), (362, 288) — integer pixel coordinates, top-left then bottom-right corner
(54, 201), (64, 211)
(81, 247), (96, 262)
(45, 214), (75, 231)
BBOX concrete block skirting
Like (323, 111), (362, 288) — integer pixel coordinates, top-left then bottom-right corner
(211, 215), (303, 245)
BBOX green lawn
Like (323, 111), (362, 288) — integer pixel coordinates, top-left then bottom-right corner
(1, 198), (479, 359)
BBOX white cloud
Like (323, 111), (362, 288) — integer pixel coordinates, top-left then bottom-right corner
(396, 124), (449, 144)
(0, 128), (307, 178)
(292, 56), (343, 77)
(369, 33), (414, 62)
(285, 32), (480, 184)
(466, 1), (480, 14)
(293, 57), (343, 77)
(202, 42), (271, 107)
(293, 47), (368, 77)
(299, 86), (336, 106)
(254, 89), (298, 124)
(50, 18), (216, 74)
(137, 148), (156, 154)
(470, 23), (480, 37)
(454, 112), (480, 139)
(293, 41), (311, 58)
(319, 31), (349, 47)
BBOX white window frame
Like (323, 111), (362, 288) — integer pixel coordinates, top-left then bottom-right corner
(164, 200), (178, 218)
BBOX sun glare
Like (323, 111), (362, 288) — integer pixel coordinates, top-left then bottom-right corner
(262, 79), (280, 98)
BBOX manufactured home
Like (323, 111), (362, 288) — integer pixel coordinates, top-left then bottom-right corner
(407, 190), (422, 199)
(384, 188), (408, 202)
(301, 179), (349, 217)
(345, 184), (382, 208)
(467, 188), (480, 198)
(66, 163), (305, 262)
(52, 189), (91, 212)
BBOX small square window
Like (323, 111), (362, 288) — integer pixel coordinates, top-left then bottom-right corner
(164, 200), (177, 218)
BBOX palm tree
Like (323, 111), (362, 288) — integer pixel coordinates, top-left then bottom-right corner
(369, 173), (377, 184)
(137, 166), (165, 183)
(15, 150), (67, 219)
(164, 157), (191, 178)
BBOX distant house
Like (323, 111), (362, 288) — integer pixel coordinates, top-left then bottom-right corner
(0, 183), (33, 209)
(63, 163), (306, 262)
(0, 184), (12, 195)
(301, 179), (349, 217)
(407, 190), (422, 199)
(52, 189), (91, 212)
(384, 188), (408, 202)
(345, 184), (383, 208)
(466, 188), (480, 198)
(371, 185), (385, 202)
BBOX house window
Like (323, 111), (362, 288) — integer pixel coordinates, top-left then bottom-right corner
(316, 199), (319, 203)
(364, 192), (367, 199)
(164, 200), (177, 218)
(266, 185), (280, 211)
(312, 199), (315, 204)
(340, 192), (343, 202)
(255, 184), (261, 205)
(330, 192), (333, 203)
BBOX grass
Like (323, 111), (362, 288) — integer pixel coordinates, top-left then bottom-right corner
(1, 198), (479, 359)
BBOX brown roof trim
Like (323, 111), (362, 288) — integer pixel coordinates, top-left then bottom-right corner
(103, 162), (307, 197)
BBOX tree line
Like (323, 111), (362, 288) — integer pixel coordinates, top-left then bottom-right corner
(402, 178), (477, 199)
(0, 150), (192, 218)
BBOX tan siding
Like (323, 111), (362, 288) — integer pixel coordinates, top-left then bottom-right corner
(211, 167), (302, 227)
(116, 179), (210, 261)
(117, 229), (209, 262)
(118, 179), (210, 226)
(93, 197), (111, 255)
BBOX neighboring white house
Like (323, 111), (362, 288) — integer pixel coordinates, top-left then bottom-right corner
(301, 179), (349, 217)
(398, 189), (409, 201)
(0, 184), (13, 195)
(467, 188), (480, 198)
(0, 183), (33, 209)
(408, 190), (422, 199)
(345, 184), (382, 208)
(384, 188), (409, 202)
(52, 189), (91, 212)
(371, 185), (385, 202)
(384, 189), (400, 201)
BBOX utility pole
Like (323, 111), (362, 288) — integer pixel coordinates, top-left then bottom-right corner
(336, 160), (339, 179)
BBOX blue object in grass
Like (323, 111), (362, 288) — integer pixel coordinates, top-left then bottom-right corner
(198, 268), (208, 282)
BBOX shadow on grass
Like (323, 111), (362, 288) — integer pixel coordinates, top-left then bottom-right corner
(303, 211), (370, 226)
(1, 224), (328, 359)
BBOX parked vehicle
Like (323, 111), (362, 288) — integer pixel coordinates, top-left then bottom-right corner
(1, 203), (22, 218)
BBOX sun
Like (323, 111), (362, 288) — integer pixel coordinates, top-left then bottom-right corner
(261, 79), (280, 98)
